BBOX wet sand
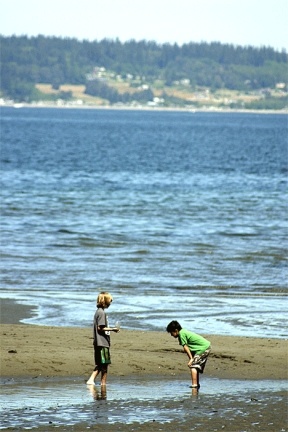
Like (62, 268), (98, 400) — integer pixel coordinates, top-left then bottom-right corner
(0, 300), (287, 381)
(1, 322), (287, 381)
(0, 300), (287, 431)
(1, 376), (287, 431)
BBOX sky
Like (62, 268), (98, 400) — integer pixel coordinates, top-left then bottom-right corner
(0, 0), (287, 51)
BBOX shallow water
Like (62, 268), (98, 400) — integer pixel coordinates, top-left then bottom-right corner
(1, 376), (287, 430)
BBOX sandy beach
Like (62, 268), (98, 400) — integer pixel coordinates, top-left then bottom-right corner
(1, 323), (287, 382)
(1, 300), (287, 381)
(0, 301), (287, 431)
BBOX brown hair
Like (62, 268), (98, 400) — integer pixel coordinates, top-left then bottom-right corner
(97, 291), (113, 308)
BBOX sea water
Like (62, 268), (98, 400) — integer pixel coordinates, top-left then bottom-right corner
(0, 107), (287, 338)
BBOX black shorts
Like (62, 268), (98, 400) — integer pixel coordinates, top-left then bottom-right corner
(94, 346), (111, 366)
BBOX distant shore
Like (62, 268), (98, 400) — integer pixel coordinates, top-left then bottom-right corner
(0, 300), (287, 381)
(1, 101), (287, 115)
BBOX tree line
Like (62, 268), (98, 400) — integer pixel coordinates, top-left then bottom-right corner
(0, 35), (287, 103)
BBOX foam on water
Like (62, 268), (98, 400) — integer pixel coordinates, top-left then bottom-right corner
(1, 289), (287, 338)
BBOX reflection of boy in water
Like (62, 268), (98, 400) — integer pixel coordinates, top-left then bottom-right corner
(166, 320), (211, 390)
(88, 384), (107, 400)
(86, 292), (120, 386)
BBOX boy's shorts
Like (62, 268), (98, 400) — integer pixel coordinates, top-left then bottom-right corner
(94, 347), (111, 366)
(189, 347), (211, 373)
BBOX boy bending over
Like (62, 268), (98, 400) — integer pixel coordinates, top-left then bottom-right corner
(166, 320), (211, 389)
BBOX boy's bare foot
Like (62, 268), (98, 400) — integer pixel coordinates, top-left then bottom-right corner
(86, 380), (95, 385)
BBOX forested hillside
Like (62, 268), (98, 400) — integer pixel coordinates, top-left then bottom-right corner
(1, 35), (287, 109)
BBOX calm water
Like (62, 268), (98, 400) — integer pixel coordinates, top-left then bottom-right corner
(1, 377), (287, 430)
(0, 107), (287, 337)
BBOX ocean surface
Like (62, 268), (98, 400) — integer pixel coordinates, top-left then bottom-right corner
(0, 107), (287, 338)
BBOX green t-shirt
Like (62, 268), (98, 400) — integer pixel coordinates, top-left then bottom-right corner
(178, 329), (210, 355)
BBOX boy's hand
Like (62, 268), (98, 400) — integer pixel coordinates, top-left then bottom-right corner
(113, 327), (120, 333)
(187, 358), (193, 368)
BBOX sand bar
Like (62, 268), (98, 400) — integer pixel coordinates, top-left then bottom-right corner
(0, 301), (287, 381)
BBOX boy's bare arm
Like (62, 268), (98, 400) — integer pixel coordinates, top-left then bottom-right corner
(183, 344), (193, 366)
(98, 325), (120, 333)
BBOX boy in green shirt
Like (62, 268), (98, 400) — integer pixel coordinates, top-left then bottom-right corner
(166, 320), (211, 389)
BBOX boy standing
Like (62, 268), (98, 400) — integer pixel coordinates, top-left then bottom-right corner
(86, 292), (120, 386)
(166, 320), (211, 389)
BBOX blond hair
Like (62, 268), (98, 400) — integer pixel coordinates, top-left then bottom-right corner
(97, 291), (113, 308)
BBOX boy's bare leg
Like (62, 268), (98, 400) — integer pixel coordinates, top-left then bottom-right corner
(190, 367), (199, 388)
(100, 366), (108, 386)
(86, 369), (100, 385)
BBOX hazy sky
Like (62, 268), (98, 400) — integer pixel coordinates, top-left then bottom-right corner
(1, 0), (287, 51)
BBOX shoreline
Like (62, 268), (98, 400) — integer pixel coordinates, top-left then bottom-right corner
(1, 101), (287, 115)
(0, 300), (287, 381)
